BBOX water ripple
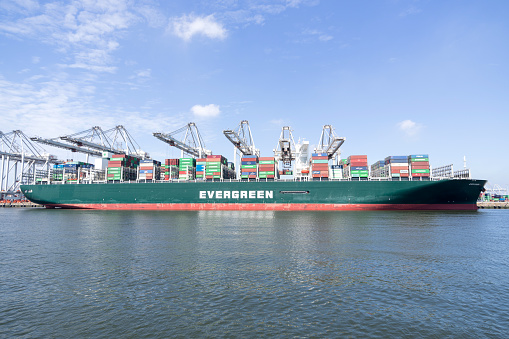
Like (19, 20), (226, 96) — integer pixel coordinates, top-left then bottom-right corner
(0, 209), (508, 337)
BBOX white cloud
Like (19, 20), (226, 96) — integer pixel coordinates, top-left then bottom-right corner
(191, 104), (221, 118)
(0, 0), (140, 72)
(300, 28), (334, 43)
(399, 7), (422, 17)
(0, 75), (182, 140)
(171, 14), (227, 41)
(397, 119), (423, 137)
(270, 119), (285, 126)
(136, 69), (151, 78)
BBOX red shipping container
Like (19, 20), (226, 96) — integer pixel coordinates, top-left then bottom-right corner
(258, 157), (275, 161)
(258, 165), (274, 170)
(411, 164), (430, 170)
(206, 175), (213, 179)
(111, 154), (127, 159)
(266, 175), (275, 178)
(196, 158), (207, 162)
(312, 174), (321, 178)
(311, 156), (328, 160)
(207, 155), (222, 159)
(312, 164), (329, 170)
(349, 161), (368, 166)
(348, 155), (367, 160)
(248, 175), (257, 179)
(196, 171), (204, 175)
(179, 170), (190, 175)
(108, 160), (124, 166)
(409, 161), (429, 166)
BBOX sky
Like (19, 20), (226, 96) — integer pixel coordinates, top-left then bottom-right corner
(1, 0), (508, 188)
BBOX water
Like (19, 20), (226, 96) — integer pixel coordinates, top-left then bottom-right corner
(1, 209), (508, 338)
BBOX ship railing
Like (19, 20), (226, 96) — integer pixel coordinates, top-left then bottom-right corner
(31, 169), (476, 185)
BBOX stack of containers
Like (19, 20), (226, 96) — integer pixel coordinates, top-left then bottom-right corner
(330, 164), (343, 179)
(345, 155), (369, 179)
(138, 159), (161, 181)
(224, 162), (236, 179)
(107, 154), (138, 181)
(179, 157), (196, 180)
(370, 160), (387, 178)
(409, 154), (430, 179)
(195, 158), (207, 179)
(52, 161), (94, 181)
(163, 159), (179, 180)
(205, 155), (226, 180)
(385, 156), (409, 179)
(241, 155), (258, 179)
(310, 153), (329, 179)
(258, 157), (277, 179)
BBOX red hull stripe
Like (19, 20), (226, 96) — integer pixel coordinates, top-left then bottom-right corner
(45, 203), (479, 211)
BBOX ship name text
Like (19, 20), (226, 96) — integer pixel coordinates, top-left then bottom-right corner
(199, 190), (274, 199)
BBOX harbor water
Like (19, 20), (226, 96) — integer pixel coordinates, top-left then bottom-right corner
(1, 209), (508, 337)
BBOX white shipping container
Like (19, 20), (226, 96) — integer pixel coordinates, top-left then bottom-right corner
(94, 158), (109, 170)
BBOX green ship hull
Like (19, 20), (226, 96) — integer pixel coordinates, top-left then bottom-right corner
(21, 178), (486, 211)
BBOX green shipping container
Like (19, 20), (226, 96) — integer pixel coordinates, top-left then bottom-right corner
(259, 171), (275, 175)
(412, 169), (430, 173)
(410, 158), (429, 162)
(258, 160), (275, 165)
(312, 160), (329, 164)
(241, 165), (257, 169)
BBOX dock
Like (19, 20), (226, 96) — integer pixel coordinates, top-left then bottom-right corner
(477, 201), (509, 209)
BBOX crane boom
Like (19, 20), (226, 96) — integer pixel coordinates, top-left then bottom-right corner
(58, 125), (148, 159)
(315, 124), (345, 162)
(31, 137), (103, 156)
(153, 122), (211, 158)
(223, 120), (259, 156)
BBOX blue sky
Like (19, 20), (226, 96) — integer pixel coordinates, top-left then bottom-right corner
(1, 0), (507, 187)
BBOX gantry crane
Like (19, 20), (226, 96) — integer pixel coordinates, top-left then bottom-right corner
(314, 124), (345, 164)
(153, 122), (211, 158)
(273, 126), (310, 177)
(223, 120), (259, 174)
(32, 125), (149, 163)
(1, 130), (61, 196)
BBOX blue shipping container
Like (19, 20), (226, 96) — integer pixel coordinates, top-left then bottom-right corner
(351, 166), (368, 170)
(242, 155), (258, 159)
(410, 154), (428, 158)
(311, 153), (328, 157)
(241, 161), (257, 165)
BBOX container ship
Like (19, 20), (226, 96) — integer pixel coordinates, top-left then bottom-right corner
(21, 152), (486, 211)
